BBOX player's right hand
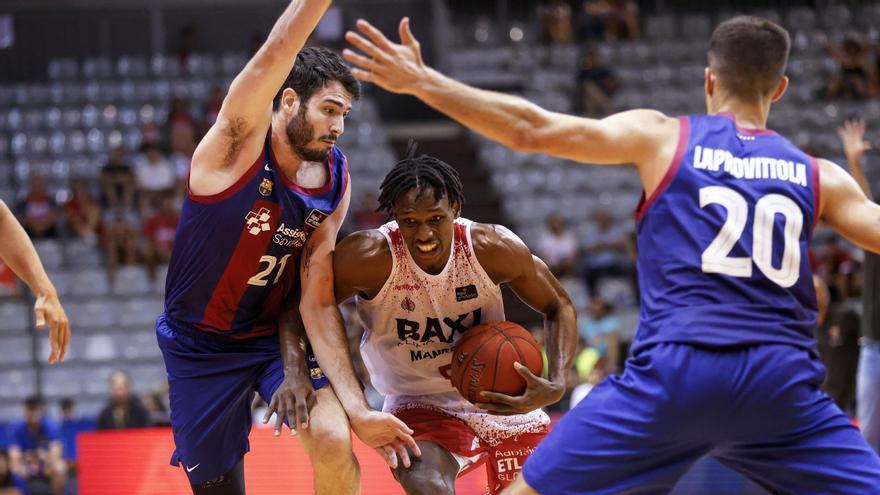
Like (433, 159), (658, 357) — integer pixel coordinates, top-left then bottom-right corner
(350, 409), (422, 468)
(263, 372), (316, 437)
(34, 291), (70, 364)
(343, 17), (426, 96)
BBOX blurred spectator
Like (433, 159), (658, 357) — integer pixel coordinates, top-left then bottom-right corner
(539, 0), (573, 45)
(576, 0), (638, 43)
(141, 382), (170, 427)
(102, 209), (139, 284)
(578, 297), (621, 374)
(100, 147), (136, 211)
(605, 0), (639, 41)
(581, 209), (631, 296)
(62, 179), (100, 244)
(97, 372), (151, 430)
(576, 0), (611, 42)
(202, 86), (225, 130)
(57, 400), (76, 470)
(569, 367), (604, 409)
(167, 97), (196, 158)
(176, 25), (197, 70)
(826, 35), (871, 100)
(141, 194), (180, 281)
(576, 44), (620, 116)
(352, 191), (386, 231)
(7, 397), (66, 495)
(538, 214), (579, 278)
(0, 451), (27, 495)
(57, 398), (94, 471)
(17, 176), (57, 239)
(133, 142), (176, 214)
(141, 122), (162, 145)
(815, 234), (859, 302)
(815, 275), (860, 415)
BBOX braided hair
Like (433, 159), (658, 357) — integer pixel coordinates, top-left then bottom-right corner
(377, 140), (465, 215)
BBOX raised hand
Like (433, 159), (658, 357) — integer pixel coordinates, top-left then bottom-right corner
(475, 362), (565, 416)
(35, 292), (70, 364)
(343, 17), (428, 95)
(837, 118), (871, 162)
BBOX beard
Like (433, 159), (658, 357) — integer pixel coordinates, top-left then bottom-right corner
(286, 106), (334, 162)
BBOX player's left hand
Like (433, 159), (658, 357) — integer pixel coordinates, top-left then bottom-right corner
(34, 291), (70, 364)
(262, 372), (316, 437)
(475, 362), (565, 415)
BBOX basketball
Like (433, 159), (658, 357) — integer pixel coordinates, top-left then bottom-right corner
(450, 321), (544, 404)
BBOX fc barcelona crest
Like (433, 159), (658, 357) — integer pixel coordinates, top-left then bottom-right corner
(259, 178), (274, 196)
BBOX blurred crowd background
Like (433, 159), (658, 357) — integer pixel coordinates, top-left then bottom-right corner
(0, 0), (879, 493)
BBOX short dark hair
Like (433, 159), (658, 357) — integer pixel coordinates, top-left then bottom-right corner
(708, 16), (790, 101)
(272, 46), (361, 111)
(377, 142), (465, 215)
(24, 396), (43, 409)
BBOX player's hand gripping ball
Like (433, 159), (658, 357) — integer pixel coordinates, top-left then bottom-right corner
(450, 321), (544, 404)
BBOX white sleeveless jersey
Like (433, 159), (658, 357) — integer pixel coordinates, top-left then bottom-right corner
(357, 218), (505, 397)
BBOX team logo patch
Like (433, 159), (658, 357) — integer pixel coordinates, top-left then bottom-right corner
(305, 209), (329, 229)
(245, 208), (272, 235)
(259, 178), (273, 196)
(401, 296), (416, 312)
(310, 367), (325, 380)
(455, 284), (478, 302)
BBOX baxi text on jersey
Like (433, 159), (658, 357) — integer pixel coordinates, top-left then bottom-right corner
(273, 222), (307, 248)
(692, 145), (808, 187)
(396, 308), (482, 349)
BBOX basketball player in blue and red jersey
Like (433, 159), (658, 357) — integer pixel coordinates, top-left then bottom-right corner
(157, 2), (417, 494)
(343, 14), (880, 494)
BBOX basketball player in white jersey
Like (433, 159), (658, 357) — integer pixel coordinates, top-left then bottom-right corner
(333, 148), (578, 494)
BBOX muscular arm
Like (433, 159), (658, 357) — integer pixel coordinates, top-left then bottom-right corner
(473, 224), (578, 411)
(819, 158), (880, 254)
(343, 18), (679, 189)
(191, 0), (332, 193)
(0, 200), (69, 363)
(333, 230), (393, 304)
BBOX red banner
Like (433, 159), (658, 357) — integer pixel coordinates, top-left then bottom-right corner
(78, 426), (489, 494)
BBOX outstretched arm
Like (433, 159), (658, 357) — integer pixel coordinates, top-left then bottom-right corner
(0, 200), (69, 363)
(192, 0), (332, 191)
(343, 18), (677, 170)
(472, 224), (578, 414)
(299, 183), (419, 467)
(819, 158), (880, 254)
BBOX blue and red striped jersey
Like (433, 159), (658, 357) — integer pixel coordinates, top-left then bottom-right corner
(163, 132), (348, 339)
(632, 113), (820, 354)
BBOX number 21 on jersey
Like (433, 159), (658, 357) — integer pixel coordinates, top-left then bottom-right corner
(700, 186), (803, 288)
(248, 254), (292, 287)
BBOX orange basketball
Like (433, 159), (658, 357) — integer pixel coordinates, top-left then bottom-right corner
(450, 321), (544, 404)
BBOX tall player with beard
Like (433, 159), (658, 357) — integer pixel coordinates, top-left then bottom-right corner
(157, 2), (417, 494)
(333, 149), (578, 494)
